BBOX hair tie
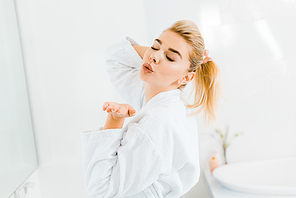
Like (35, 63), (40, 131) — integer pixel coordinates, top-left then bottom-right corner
(202, 49), (213, 64)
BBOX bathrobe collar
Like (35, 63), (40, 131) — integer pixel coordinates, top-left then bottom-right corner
(142, 89), (182, 110)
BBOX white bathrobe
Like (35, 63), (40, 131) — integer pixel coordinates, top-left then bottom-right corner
(80, 36), (200, 198)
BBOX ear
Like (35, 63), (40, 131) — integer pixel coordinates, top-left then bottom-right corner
(179, 72), (195, 85)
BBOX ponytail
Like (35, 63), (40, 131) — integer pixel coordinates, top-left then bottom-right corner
(184, 60), (223, 129)
(167, 19), (224, 129)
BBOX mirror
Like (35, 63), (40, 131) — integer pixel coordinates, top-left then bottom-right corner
(0, 0), (38, 197)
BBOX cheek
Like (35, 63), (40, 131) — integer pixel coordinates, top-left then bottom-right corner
(159, 64), (179, 78)
(161, 63), (187, 79)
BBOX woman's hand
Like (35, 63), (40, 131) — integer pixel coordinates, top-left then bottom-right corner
(102, 102), (136, 119)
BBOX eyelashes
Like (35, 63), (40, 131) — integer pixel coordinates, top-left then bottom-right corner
(150, 47), (174, 62)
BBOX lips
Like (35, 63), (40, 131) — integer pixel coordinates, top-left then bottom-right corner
(143, 63), (154, 72)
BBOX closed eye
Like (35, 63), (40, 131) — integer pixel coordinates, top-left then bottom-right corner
(166, 56), (174, 62)
(151, 47), (174, 62)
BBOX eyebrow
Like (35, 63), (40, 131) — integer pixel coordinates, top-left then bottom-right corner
(155, 39), (182, 59)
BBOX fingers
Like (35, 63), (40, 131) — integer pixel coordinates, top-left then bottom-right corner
(127, 105), (136, 116)
(103, 103), (115, 112)
(126, 108), (136, 117)
(102, 102), (137, 117)
(129, 109), (136, 115)
(102, 102), (109, 111)
(106, 105), (115, 113)
(118, 105), (136, 117)
(117, 108), (124, 114)
(103, 102), (119, 113)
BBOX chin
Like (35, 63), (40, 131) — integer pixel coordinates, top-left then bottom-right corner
(139, 69), (151, 82)
(139, 69), (146, 81)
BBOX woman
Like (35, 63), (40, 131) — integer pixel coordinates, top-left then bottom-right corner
(81, 20), (222, 197)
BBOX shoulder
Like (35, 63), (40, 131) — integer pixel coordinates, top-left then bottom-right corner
(137, 104), (185, 134)
(145, 105), (177, 120)
(136, 102), (198, 138)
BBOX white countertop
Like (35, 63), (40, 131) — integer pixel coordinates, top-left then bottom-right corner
(203, 168), (296, 198)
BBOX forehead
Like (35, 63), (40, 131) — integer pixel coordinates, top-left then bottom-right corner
(157, 30), (191, 60)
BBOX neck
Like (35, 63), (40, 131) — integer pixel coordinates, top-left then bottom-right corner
(144, 83), (178, 105)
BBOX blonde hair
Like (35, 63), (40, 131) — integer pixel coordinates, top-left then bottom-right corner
(166, 20), (224, 128)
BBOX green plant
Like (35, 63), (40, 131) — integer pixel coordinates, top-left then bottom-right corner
(211, 124), (244, 164)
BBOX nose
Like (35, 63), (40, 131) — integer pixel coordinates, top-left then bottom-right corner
(150, 52), (159, 64)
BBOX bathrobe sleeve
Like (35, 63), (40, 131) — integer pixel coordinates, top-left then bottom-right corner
(80, 124), (167, 198)
(105, 36), (146, 112)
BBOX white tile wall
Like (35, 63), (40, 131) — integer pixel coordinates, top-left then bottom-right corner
(15, 0), (148, 197)
(200, 2), (296, 165)
(13, 0), (296, 197)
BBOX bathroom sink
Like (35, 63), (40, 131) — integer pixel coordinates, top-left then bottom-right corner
(212, 156), (296, 196)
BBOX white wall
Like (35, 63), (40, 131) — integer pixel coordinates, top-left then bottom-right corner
(14, 0), (148, 197)
(198, 0), (296, 172)
(13, 0), (296, 197)
(143, 0), (296, 169)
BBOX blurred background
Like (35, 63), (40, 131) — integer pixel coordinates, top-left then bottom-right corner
(1, 0), (295, 197)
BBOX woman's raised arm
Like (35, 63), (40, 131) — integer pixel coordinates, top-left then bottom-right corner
(105, 36), (146, 112)
(132, 45), (149, 59)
